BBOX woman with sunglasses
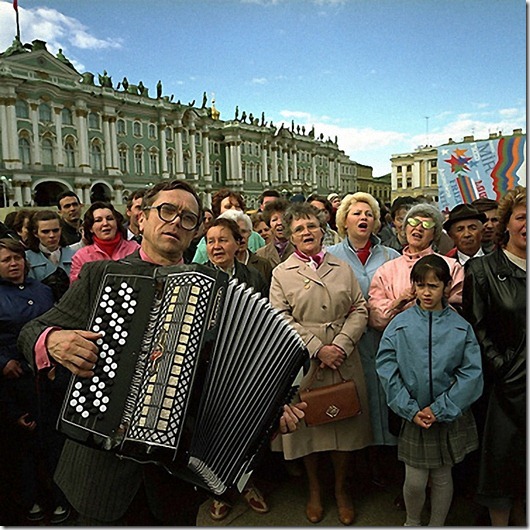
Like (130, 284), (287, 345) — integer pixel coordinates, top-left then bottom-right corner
(70, 202), (139, 282)
(367, 202), (464, 332)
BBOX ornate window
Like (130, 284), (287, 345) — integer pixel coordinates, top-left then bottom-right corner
(91, 142), (103, 170)
(148, 124), (157, 140)
(213, 142), (220, 155)
(133, 121), (142, 137)
(19, 136), (31, 166)
(196, 154), (202, 176)
(65, 138), (76, 168)
(61, 107), (73, 125)
(117, 119), (126, 135)
(149, 149), (159, 175)
(118, 144), (128, 173)
(166, 149), (175, 176)
(42, 137), (54, 166)
(214, 162), (221, 183)
(39, 103), (52, 123)
(165, 127), (173, 142)
(15, 100), (29, 119)
(88, 112), (100, 129)
(134, 146), (144, 174)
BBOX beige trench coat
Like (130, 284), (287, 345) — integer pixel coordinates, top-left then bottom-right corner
(270, 252), (373, 460)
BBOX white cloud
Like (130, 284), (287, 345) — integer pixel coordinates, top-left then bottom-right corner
(0, 1), (121, 64)
(251, 77), (268, 85)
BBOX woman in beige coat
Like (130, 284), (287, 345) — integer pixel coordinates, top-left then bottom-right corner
(270, 202), (373, 525)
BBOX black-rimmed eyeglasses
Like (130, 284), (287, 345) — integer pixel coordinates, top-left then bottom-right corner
(143, 203), (200, 231)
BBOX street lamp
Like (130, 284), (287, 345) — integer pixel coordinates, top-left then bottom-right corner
(0, 176), (8, 208)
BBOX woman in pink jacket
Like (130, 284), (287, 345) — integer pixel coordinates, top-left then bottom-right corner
(69, 202), (139, 282)
(368, 202), (464, 332)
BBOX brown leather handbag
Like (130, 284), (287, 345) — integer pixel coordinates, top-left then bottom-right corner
(299, 367), (362, 427)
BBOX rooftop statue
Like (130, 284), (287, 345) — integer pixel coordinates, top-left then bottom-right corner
(2, 37), (27, 57)
(201, 91), (207, 108)
(234, 106), (239, 120)
(138, 81), (148, 96)
(157, 80), (162, 99)
(56, 48), (76, 70)
(121, 77), (129, 91)
(98, 70), (112, 88)
(80, 72), (95, 85)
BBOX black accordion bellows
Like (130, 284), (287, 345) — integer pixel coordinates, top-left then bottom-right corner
(59, 262), (307, 495)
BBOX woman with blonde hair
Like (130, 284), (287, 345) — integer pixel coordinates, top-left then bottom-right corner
(328, 192), (401, 484)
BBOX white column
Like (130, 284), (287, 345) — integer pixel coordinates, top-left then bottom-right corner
(271, 145), (279, 184)
(109, 118), (118, 169)
(175, 124), (184, 177)
(75, 183), (84, 199)
(282, 148), (289, 182)
(329, 158), (335, 189)
(22, 183), (32, 205)
(30, 103), (41, 165)
(83, 186), (90, 204)
(76, 109), (90, 170)
(13, 180), (23, 205)
(6, 99), (18, 160)
(189, 128), (197, 180)
(103, 117), (112, 169)
(225, 143), (232, 180)
(292, 150), (298, 181)
(54, 107), (64, 166)
(203, 131), (211, 179)
(160, 123), (168, 176)
(235, 141), (242, 183)
(311, 154), (317, 187)
(0, 103), (10, 161)
(261, 144), (268, 185)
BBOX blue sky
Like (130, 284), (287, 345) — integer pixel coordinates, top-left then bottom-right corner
(0, 0), (526, 177)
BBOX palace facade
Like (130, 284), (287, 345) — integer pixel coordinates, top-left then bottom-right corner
(0, 38), (366, 209)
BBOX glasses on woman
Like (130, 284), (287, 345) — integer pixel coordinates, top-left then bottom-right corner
(291, 222), (322, 235)
(406, 217), (436, 230)
(143, 203), (200, 231)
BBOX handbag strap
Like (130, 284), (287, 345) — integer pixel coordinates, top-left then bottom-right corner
(303, 364), (347, 391)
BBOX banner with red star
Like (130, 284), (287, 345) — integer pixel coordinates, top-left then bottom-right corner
(437, 133), (526, 210)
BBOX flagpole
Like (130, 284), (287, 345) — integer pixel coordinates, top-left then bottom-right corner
(14, 0), (21, 41)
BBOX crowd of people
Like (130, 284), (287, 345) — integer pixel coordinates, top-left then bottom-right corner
(0, 181), (525, 526)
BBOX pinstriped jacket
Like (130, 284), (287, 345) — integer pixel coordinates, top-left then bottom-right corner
(17, 251), (199, 523)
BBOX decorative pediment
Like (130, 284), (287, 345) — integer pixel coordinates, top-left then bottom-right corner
(1, 48), (80, 81)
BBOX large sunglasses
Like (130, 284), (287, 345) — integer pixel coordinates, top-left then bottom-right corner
(406, 217), (436, 230)
(142, 203), (200, 231)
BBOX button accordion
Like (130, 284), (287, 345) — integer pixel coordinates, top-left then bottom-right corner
(59, 262), (307, 495)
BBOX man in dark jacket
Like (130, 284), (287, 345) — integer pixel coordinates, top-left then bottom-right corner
(18, 180), (304, 525)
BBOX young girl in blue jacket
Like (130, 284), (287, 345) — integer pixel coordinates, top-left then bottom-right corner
(376, 254), (483, 526)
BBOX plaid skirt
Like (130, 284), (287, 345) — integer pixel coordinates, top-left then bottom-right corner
(397, 408), (478, 469)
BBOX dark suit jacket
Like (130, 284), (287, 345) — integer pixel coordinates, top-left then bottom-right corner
(17, 251), (202, 523)
(247, 251), (273, 288)
(205, 259), (269, 299)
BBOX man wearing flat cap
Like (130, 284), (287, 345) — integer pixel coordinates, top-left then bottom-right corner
(444, 204), (487, 265)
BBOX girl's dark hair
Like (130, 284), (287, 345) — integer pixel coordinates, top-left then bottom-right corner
(206, 217), (243, 244)
(27, 210), (66, 251)
(82, 201), (127, 245)
(410, 254), (451, 286)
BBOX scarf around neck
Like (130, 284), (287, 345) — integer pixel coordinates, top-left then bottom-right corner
(294, 248), (326, 270)
(93, 232), (122, 257)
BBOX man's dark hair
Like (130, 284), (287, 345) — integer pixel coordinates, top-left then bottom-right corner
(471, 197), (499, 213)
(307, 195), (333, 217)
(259, 189), (281, 204)
(141, 179), (203, 224)
(390, 195), (417, 220)
(27, 210), (67, 251)
(126, 189), (147, 210)
(56, 190), (81, 208)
